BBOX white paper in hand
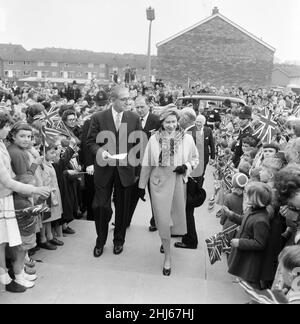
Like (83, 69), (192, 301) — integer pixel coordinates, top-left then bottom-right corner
(109, 153), (128, 160)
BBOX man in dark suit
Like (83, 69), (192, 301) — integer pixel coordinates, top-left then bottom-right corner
(195, 114), (215, 188)
(231, 106), (254, 168)
(127, 95), (161, 231)
(86, 86), (142, 257)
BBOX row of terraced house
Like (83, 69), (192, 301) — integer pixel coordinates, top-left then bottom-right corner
(0, 43), (158, 84)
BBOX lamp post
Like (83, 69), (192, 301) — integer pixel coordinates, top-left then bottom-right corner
(146, 7), (155, 86)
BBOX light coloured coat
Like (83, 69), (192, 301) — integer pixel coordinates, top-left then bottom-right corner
(139, 133), (199, 239)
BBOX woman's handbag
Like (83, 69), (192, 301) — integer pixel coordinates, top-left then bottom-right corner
(187, 177), (206, 208)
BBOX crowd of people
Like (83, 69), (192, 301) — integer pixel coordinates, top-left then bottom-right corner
(0, 76), (300, 304)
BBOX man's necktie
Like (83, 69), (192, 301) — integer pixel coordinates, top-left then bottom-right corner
(115, 113), (121, 131)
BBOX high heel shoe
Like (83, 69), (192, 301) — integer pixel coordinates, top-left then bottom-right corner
(160, 245), (164, 254)
(162, 267), (171, 276)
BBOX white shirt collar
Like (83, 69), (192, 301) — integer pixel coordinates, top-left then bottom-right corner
(185, 124), (195, 132)
(112, 106), (124, 119)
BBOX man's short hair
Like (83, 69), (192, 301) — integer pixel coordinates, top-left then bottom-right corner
(196, 114), (206, 125)
(110, 85), (128, 101)
(180, 107), (196, 122)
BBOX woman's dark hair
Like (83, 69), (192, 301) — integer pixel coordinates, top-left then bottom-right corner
(59, 105), (74, 117)
(242, 136), (258, 148)
(62, 109), (76, 123)
(26, 103), (44, 124)
(0, 111), (13, 129)
(7, 122), (32, 143)
(42, 101), (51, 111)
(274, 164), (300, 204)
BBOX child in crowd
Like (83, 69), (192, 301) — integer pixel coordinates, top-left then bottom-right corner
(52, 136), (79, 239)
(274, 245), (300, 303)
(39, 143), (63, 250)
(12, 174), (42, 288)
(220, 173), (248, 244)
(259, 157), (286, 288)
(224, 182), (272, 289)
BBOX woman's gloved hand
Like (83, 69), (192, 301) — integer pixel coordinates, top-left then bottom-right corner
(173, 164), (187, 175)
(137, 188), (146, 202)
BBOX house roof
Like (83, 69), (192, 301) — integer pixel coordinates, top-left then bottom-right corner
(273, 65), (300, 78)
(156, 13), (275, 52)
(0, 44), (158, 68)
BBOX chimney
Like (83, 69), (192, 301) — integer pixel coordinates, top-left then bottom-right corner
(212, 7), (219, 15)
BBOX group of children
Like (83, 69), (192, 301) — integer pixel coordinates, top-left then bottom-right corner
(209, 110), (300, 303)
(3, 121), (81, 291)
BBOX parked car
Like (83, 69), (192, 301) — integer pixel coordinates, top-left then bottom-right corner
(175, 94), (246, 113)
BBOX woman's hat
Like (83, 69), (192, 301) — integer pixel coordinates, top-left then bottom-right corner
(232, 172), (249, 189)
(159, 104), (179, 121)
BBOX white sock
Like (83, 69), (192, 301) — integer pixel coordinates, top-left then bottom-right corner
(0, 268), (12, 285)
(15, 270), (25, 281)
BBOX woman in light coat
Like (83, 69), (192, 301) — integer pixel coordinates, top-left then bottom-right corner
(138, 106), (199, 276)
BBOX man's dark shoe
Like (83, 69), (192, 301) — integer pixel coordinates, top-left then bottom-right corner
(6, 280), (26, 293)
(113, 245), (123, 255)
(63, 227), (76, 235)
(174, 242), (197, 250)
(93, 246), (104, 258)
(149, 225), (157, 232)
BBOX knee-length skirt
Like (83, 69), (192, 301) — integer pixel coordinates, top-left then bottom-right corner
(0, 195), (22, 247)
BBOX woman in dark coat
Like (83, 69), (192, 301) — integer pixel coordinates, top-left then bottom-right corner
(223, 182), (272, 288)
(53, 141), (79, 232)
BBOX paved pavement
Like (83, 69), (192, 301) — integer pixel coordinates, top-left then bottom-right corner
(0, 166), (248, 304)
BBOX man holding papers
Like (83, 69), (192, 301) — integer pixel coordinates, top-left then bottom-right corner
(87, 86), (142, 257)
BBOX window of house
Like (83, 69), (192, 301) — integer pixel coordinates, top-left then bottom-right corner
(14, 70), (21, 77)
(99, 64), (106, 69)
(52, 71), (58, 77)
(23, 71), (31, 76)
(77, 72), (82, 77)
(23, 61), (31, 65)
(51, 62), (58, 67)
(65, 63), (69, 68)
(88, 63), (94, 68)
(4, 71), (9, 76)
(8, 61), (14, 65)
(99, 72), (105, 78)
(37, 62), (45, 66)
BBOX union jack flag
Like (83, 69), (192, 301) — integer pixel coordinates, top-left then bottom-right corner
(34, 107), (60, 127)
(253, 108), (277, 144)
(205, 224), (239, 265)
(40, 126), (68, 147)
(223, 162), (235, 191)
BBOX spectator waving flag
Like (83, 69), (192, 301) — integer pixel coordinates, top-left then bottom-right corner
(205, 224), (239, 265)
(253, 108), (277, 144)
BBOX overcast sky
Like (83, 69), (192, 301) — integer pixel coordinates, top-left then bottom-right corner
(0, 0), (299, 62)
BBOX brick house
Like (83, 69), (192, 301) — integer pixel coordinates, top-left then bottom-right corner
(156, 7), (275, 88)
(271, 64), (300, 90)
(0, 43), (158, 83)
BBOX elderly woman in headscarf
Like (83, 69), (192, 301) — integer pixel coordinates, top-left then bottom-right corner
(138, 105), (199, 276)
